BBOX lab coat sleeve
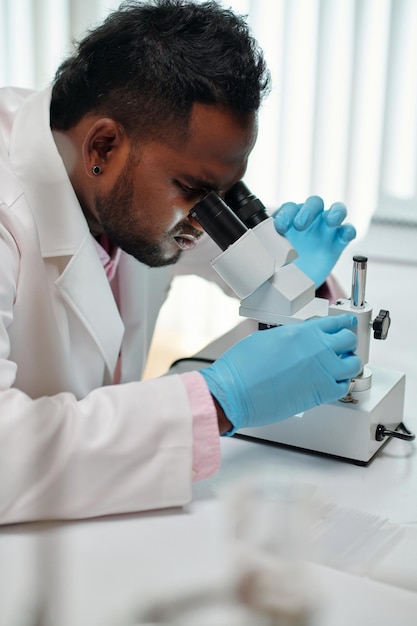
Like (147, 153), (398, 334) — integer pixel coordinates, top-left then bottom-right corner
(0, 221), (194, 524)
(0, 377), (194, 524)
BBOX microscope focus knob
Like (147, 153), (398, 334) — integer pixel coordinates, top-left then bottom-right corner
(373, 309), (391, 340)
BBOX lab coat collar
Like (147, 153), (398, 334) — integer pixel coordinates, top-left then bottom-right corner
(9, 87), (124, 377)
(55, 232), (124, 379)
(9, 87), (88, 257)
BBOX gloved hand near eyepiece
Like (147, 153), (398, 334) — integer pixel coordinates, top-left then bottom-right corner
(200, 314), (361, 436)
(273, 196), (356, 288)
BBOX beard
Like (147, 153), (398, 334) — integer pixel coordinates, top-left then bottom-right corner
(94, 165), (201, 268)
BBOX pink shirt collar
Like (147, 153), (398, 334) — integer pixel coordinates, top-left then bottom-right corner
(92, 233), (121, 282)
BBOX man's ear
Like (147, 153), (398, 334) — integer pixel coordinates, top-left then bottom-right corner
(82, 118), (129, 178)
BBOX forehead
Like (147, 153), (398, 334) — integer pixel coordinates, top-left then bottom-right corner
(185, 103), (257, 163)
(139, 104), (258, 192)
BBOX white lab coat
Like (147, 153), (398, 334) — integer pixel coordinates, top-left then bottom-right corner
(0, 87), (223, 524)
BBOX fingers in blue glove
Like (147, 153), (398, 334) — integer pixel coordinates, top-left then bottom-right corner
(336, 353), (362, 381)
(273, 201), (300, 234)
(292, 196), (324, 230)
(273, 196), (325, 233)
(325, 202), (347, 227)
(328, 348), (361, 384)
(338, 223), (357, 244)
(326, 327), (357, 355)
(304, 314), (361, 383)
(309, 313), (357, 333)
(273, 197), (356, 288)
(325, 204), (357, 244)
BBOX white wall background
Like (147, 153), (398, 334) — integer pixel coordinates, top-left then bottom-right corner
(2, 0), (417, 229)
(1, 0), (416, 369)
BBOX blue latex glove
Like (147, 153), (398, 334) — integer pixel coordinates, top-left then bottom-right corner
(273, 196), (356, 288)
(200, 315), (360, 435)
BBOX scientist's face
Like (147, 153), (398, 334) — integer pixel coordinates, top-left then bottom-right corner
(94, 104), (257, 267)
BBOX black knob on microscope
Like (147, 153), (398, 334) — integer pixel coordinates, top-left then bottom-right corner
(373, 309), (391, 340)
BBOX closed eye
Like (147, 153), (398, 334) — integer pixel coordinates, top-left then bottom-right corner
(175, 180), (208, 199)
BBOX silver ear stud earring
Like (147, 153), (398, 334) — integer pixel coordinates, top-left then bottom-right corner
(92, 165), (102, 176)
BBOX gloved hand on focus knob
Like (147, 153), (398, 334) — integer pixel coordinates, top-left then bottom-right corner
(273, 196), (357, 288)
(200, 314), (361, 436)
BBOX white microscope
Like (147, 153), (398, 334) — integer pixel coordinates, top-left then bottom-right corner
(187, 183), (414, 465)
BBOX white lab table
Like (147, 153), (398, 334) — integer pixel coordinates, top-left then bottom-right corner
(0, 252), (416, 625)
(1, 433), (417, 626)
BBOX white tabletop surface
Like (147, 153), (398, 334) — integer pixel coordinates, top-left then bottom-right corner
(1, 431), (417, 626)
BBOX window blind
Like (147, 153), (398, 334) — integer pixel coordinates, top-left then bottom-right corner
(1, 0), (415, 346)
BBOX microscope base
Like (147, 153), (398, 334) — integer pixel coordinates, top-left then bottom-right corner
(237, 366), (406, 466)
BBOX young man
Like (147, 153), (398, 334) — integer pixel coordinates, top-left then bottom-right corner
(0, 0), (359, 523)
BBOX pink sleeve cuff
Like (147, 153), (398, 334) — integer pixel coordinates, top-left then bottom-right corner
(180, 371), (221, 481)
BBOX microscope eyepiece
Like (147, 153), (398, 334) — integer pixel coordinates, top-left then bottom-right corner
(189, 191), (247, 251)
(224, 181), (269, 228)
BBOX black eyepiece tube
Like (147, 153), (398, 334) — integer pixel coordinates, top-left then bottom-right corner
(224, 181), (269, 228)
(189, 191), (247, 251)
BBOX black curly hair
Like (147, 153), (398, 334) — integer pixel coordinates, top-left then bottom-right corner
(50, 0), (270, 142)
